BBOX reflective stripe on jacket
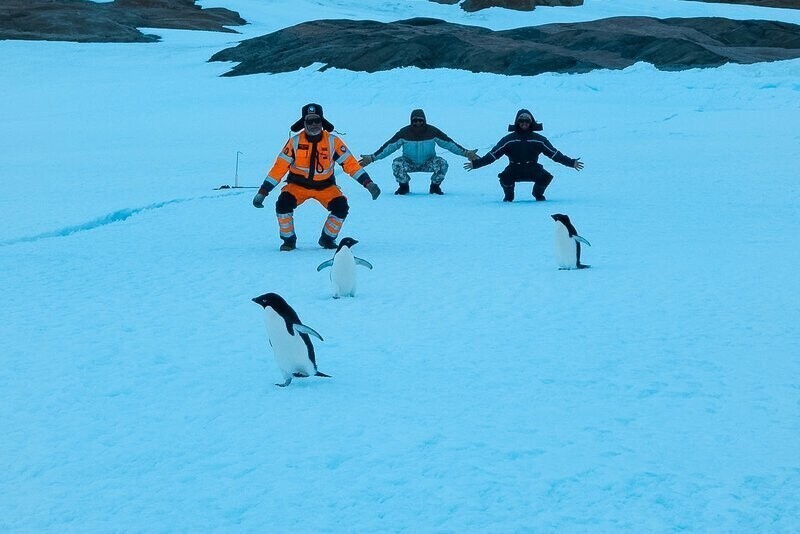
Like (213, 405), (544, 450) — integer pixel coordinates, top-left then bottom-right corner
(265, 130), (367, 190)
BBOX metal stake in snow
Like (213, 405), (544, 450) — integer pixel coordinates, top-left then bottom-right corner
(214, 150), (256, 190)
(234, 151), (243, 188)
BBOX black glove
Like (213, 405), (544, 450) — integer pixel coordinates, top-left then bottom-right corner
(252, 193), (266, 208)
(366, 182), (381, 200)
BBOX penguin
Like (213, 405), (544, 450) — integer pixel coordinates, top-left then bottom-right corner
(316, 237), (373, 298)
(551, 213), (591, 270)
(251, 292), (331, 387)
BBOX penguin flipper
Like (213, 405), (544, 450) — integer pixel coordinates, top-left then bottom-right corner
(573, 235), (591, 246)
(316, 259), (334, 272)
(354, 257), (373, 270)
(294, 323), (324, 341)
(315, 371), (331, 378)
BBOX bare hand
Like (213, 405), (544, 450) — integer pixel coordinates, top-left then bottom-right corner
(574, 158), (584, 171)
(463, 161), (474, 171)
(465, 149), (478, 161)
(359, 154), (374, 167)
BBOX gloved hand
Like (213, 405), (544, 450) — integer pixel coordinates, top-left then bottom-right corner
(465, 149), (479, 161)
(366, 182), (381, 200)
(359, 154), (375, 166)
(252, 193), (266, 208)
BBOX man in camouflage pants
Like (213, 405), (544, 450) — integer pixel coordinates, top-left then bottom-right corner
(360, 109), (477, 195)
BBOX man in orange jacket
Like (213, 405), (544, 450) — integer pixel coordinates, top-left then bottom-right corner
(253, 103), (381, 251)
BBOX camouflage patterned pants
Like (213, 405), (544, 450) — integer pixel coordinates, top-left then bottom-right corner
(391, 156), (449, 185)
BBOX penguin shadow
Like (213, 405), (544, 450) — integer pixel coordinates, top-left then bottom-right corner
(315, 236), (374, 299)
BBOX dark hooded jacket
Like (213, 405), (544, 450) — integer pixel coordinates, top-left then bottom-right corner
(471, 109), (576, 184)
(371, 109), (469, 165)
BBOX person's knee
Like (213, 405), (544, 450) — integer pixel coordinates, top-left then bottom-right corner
(327, 196), (349, 218)
(434, 157), (449, 174)
(275, 192), (297, 213)
(536, 172), (554, 186)
(392, 157), (409, 171)
(499, 176), (515, 187)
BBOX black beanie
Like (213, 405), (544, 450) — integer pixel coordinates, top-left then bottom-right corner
(410, 109), (426, 124)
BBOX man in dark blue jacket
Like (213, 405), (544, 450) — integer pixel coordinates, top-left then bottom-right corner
(360, 109), (477, 195)
(465, 109), (584, 202)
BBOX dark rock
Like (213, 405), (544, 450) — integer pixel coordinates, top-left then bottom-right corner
(0, 0), (245, 43)
(686, 0), (799, 8)
(431, 0), (583, 12)
(209, 16), (800, 77)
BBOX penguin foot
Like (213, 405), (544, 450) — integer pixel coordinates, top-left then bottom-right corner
(577, 263), (591, 269)
(292, 372), (310, 378)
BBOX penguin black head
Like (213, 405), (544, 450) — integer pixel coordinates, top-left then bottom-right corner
(252, 292), (287, 309)
(337, 237), (359, 251)
(551, 213), (578, 236)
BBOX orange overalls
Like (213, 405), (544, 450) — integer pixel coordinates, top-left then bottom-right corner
(261, 130), (372, 242)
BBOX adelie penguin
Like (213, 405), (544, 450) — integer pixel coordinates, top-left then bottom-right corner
(551, 213), (591, 270)
(316, 237), (373, 298)
(252, 292), (331, 387)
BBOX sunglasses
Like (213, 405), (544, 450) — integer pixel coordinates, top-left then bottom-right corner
(305, 117), (322, 126)
(412, 119), (425, 124)
(517, 119), (532, 124)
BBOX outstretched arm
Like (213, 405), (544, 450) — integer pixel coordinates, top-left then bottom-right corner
(360, 130), (405, 166)
(541, 137), (582, 170)
(464, 136), (509, 171)
(433, 127), (476, 160)
(253, 139), (293, 207)
(334, 136), (381, 200)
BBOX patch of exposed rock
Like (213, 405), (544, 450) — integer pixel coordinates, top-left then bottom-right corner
(686, 0), (799, 8)
(430, 0), (583, 11)
(0, 0), (245, 43)
(210, 16), (800, 77)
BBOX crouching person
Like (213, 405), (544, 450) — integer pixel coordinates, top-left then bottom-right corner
(359, 109), (477, 195)
(252, 103), (381, 251)
(464, 109), (583, 202)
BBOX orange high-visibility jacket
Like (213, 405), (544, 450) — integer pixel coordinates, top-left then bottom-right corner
(264, 130), (370, 191)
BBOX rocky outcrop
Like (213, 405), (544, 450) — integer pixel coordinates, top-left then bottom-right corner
(430, 0), (583, 11)
(0, 0), (245, 43)
(687, 0), (799, 8)
(210, 16), (800, 77)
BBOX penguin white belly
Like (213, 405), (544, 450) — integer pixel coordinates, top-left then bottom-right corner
(554, 223), (577, 269)
(263, 309), (315, 376)
(331, 246), (357, 297)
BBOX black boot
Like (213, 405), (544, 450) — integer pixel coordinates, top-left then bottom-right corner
(429, 183), (443, 195)
(502, 184), (515, 202)
(533, 175), (552, 201)
(394, 183), (410, 195)
(318, 232), (337, 249)
(279, 236), (296, 251)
